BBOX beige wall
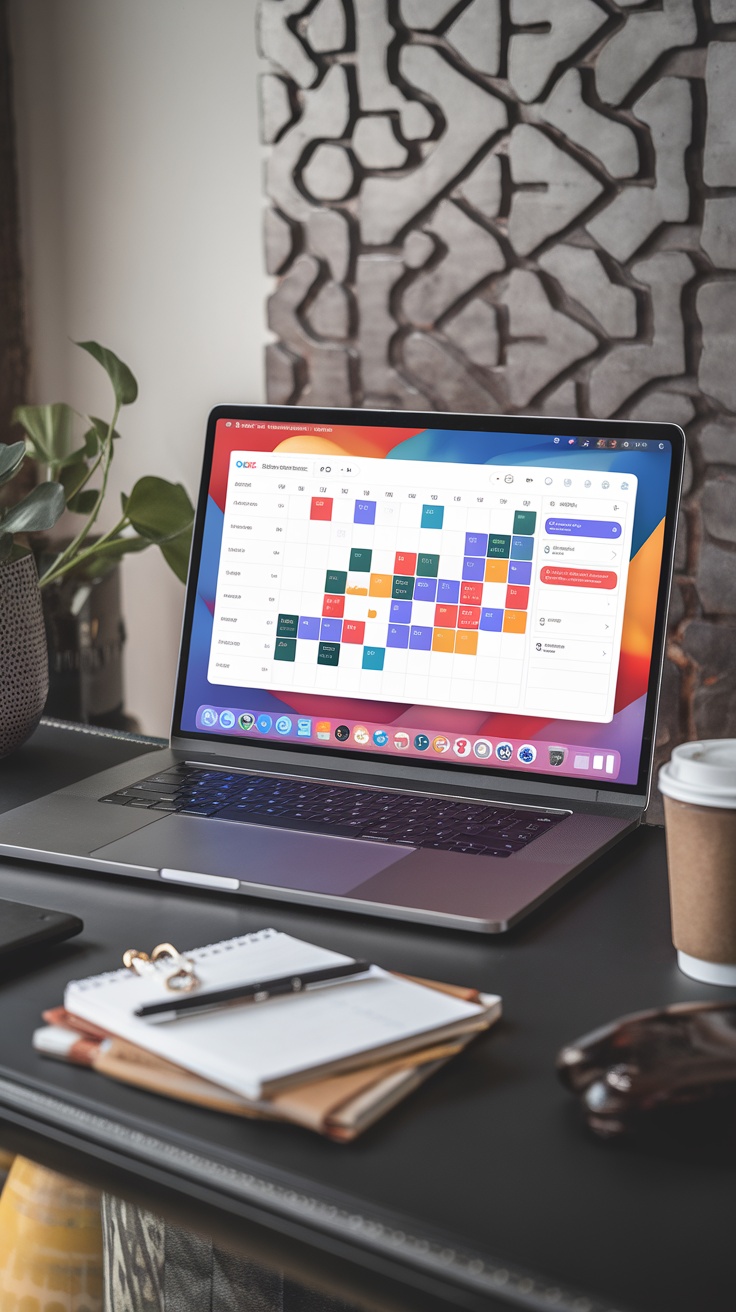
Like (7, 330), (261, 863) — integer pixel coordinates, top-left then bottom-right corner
(9, 0), (268, 736)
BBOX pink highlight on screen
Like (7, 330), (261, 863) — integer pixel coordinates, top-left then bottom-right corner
(539, 566), (618, 589)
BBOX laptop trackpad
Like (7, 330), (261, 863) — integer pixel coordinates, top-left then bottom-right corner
(91, 814), (409, 895)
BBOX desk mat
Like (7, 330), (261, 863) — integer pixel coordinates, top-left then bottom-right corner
(0, 1064), (620, 1312)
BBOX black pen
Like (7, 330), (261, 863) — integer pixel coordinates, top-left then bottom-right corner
(135, 958), (373, 1021)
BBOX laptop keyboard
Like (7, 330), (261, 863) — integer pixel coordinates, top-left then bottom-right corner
(100, 765), (567, 858)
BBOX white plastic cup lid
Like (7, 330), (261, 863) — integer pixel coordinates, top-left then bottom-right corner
(659, 739), (736, 809)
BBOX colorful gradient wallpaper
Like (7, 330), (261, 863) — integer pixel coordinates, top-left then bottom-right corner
(178, 419), (673, 788)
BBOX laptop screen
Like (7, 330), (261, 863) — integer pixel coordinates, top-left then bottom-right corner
(174, 409), (682, 794)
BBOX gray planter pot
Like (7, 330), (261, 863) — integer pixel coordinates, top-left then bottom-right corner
(0, 552), (48, 758)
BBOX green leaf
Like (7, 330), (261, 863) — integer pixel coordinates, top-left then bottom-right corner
(76, 342), (138, 407)
(13, 403), (76, 465)
(0, 441), (26, 487)
(124, 476), (194, 544)
(58, 445), (91, 470)
(0, 481), (65, 534)
(87, 415), (122, 448)
(59, 459), (90, 499)
(83, 426), (99, 457)
(159, 527), (192, 583)
(67, 489), (99, 515)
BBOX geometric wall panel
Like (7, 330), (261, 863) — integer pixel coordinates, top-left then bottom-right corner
(258, 1), (736, 806)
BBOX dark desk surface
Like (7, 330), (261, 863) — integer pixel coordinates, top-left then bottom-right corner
(0, 722), (734, 1312)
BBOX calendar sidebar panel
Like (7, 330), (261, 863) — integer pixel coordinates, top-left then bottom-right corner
(208, 451), (636, 726)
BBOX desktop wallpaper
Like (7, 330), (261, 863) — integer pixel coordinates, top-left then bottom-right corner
(179, 419), (673, 788)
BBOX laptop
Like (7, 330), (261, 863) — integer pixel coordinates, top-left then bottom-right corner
(0, 406), (684, 932)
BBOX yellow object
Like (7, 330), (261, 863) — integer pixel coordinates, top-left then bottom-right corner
(454, 630), (479, 656)
(484, 559), (508, 584)
(432, 628), (455, 653)
(503, 609), (527, 634)
(368, 573), (392, 598)
(0, 1156), (103, 1311)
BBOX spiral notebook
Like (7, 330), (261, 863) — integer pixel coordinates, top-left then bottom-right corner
(64, 929), (499, 1100)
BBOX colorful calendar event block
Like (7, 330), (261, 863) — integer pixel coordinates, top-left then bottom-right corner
(487, 535), (511, 558)
(392, 575), (414, 600)
(458, 606), (481, 630)
(298, 616), (320, 640)
(310, 497), (332, 521)
(485, 559), (508, 584)
(414, 577), (437, 601)
(350, 547), (372, 572)
(343, 620), (365, 644)
(455, 630), (478, 656)
(277, 614), (298, 638)
(432, 628), (455, 653)
(417, 553), (440, 577)
(460, 581), (483, 605)
(421, 504), (444, 529)
(505, 585), (530, 610)
(503, 610), (527, 634)
(395, 551), (417, 574)
(511, 535), (534, 561)
(354, 500), (376, 524)
(326, 569), (347, 593)
(437, 579), (460, 604)
(435, 603), (458, 627)
(369, 573), (392, 597)
(362, 646), (385, 670)
(318, 641), (340, 666)
(320, 618), (343, 641)
(514, 510), (536, 534)
(275, 637), (296, 661)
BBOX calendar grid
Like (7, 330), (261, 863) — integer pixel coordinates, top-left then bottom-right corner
(210, 453), (636, 723)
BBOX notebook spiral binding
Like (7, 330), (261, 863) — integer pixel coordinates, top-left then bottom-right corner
(71, 928), (279, 992)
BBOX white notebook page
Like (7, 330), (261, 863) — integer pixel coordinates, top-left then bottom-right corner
(64, 930), (493, 1099)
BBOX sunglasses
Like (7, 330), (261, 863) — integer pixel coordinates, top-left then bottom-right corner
(557, 1001), (736, 1137)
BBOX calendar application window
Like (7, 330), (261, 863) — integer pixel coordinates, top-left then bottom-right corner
(209, 453), (637, 724)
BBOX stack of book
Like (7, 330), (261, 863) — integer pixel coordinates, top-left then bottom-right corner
(34, 929), (501, 1141)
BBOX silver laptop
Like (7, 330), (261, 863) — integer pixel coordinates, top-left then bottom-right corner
(0, 406), (684, 932)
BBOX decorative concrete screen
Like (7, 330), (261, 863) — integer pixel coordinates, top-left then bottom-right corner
(258, 0), (736, 787)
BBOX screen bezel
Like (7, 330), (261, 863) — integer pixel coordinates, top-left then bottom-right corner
(171, 404), (685, 803)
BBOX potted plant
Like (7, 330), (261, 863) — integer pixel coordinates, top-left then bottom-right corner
(0, 443), (65, 756)
(2, 340), (195, 751)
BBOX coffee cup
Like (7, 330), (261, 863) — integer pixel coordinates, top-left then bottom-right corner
(659, 740), (736, 985)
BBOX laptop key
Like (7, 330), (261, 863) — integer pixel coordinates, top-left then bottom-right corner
(132, 782), (179, 795)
